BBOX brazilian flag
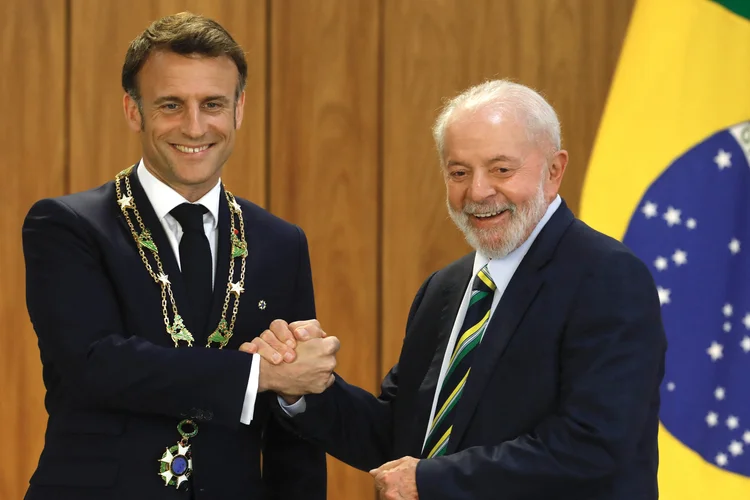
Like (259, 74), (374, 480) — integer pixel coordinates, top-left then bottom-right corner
(580, 0), (750, 498)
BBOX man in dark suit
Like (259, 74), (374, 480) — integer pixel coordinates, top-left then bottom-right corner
(250, 80), (667, 499)
(21, 12), (336, 500)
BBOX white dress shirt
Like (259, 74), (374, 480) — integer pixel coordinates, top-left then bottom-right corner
(280, 195), (563, 439)
(136, 160), (260, 425)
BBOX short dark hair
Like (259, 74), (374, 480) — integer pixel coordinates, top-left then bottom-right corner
(122, 12), (247, 103)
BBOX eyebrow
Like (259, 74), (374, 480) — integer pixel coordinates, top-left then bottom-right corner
(487, 155), (519, 164)
(153, 95), (231, 105)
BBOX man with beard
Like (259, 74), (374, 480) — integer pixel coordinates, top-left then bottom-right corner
(246, 80), (666, 500)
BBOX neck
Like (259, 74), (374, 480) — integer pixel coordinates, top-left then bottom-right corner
(141, 161), (219, 202)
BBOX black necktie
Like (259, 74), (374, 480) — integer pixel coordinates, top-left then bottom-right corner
(170, 203), (213, 336)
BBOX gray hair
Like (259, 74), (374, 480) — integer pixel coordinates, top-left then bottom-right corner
(432, 79), (561, 160)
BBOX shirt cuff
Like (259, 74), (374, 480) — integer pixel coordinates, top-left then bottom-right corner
(239, 353), (261, 425)
(278, 395), (307, 416)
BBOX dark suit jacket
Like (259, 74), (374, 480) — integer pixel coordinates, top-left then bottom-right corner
(280, 200), (666, 500)
(22, 168), (326, 500)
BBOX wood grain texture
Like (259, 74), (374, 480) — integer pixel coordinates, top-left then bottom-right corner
(380, 0), (636, 375)
(69, 0), (267, 205)
(269, 1), (380, 498)
(0, 1), (66, 498)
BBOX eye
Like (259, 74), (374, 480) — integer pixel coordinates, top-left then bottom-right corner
(205, 102), (222, 110)
(449, 170), (467, 179)
(162, 103), (179, 111)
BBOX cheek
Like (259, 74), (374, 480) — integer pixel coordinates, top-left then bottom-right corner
(445, 184), (466, 209)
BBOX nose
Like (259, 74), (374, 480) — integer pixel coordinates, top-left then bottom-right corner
(180, 103), (207, 139)
(467, 170), (497, 202)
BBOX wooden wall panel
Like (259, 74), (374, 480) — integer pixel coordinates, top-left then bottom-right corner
(0, 1), (66, 498)
(380, 0), (636, 374)
(69, 0), (267, 205)
(269, 1), (380, 499)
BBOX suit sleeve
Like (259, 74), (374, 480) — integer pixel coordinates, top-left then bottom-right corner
(261, 226), (327, 500)
(22, 198), (253, 429)
(271, 271), (438, 472)
(416, 250), (667, 499)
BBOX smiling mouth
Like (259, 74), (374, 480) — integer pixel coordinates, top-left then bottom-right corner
(471, 209), (508, 219)
(172, 144), (213, 154)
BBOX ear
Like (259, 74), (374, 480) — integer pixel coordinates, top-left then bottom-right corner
(234, 90), (246, 130)
(544, 149), (568, 198)
(123, 93), (143, 132)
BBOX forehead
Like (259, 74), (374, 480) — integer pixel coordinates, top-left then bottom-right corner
(137, 50), (238, 98)
(444, 107), (530, 157)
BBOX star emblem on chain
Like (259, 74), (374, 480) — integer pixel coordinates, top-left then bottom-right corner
(157, 273), (170, 285)
(229, 281), (244, 297)
(118, 195), (134, 209)
(230, 199), (242, 213)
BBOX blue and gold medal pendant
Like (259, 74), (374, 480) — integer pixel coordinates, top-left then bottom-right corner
(158, 419), (198, 489)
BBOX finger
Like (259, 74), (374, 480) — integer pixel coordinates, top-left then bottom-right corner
(323, 336), (341, 355)
(294, 323), (326, 341)
(289, 319), (320, 330)
(370, 458), (399, 476)
(251, 336), (284, 365)
(324, 373), (335, 390)
(261, 329), (296, 363)
(269, 319), (296, 349)
(239, 342), (256, 354)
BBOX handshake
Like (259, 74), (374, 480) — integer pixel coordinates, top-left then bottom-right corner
(239, 319), (339, 404)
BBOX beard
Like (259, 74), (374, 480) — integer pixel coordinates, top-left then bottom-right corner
(447, 180), (548, 259)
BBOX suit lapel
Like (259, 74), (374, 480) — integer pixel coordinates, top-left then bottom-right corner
(409, 258), (473, 456)
(447, 201), (575, 453)
(203, 187), (232, 344)
(122, 169), (194, 337)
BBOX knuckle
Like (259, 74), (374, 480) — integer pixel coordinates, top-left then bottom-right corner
(270, 319), (288, 331)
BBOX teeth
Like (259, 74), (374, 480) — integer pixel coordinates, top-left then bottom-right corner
(174, 144), (210, 154)
(474, 211), (503, 218)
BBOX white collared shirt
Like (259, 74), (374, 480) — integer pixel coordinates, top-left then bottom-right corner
(136, 160), (260, 425)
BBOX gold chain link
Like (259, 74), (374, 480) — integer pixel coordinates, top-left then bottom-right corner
(114, 167), (247, 348)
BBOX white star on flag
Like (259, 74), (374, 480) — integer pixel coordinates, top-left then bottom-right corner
(716, 452), (729, 466)
(727, 416), (740, 430)
(723, 304), (734, 317)
(729, 238), (741, 254)
(671, 249), (687, 266)
(654, 256), (668, 271)
(744, 431), (750, 445)
(741, 336), (750, 353)
(743, 313), (750, 330)
(724, 322), (732, 333)
(641, 201), (658, 219)
(707, 341), (724, 361)
(663, 206), (682, 227)
(686, 218), (697, 229)
(667, 382), (676, 391)
(714, 149), (732, 170)
(657, 287), (671, 305)
(707, 412), (719, 427)
(729, 440), (744, 457)
(715, 387), (726, 400)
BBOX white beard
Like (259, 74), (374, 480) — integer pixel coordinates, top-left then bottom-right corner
(448, 180), (547, 259)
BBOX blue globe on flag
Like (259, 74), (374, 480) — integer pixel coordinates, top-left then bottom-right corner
(622, 121), (750, 476)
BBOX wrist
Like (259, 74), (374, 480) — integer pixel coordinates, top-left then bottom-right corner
(281, 394), (301, 405)
(257, 358), (275, 393)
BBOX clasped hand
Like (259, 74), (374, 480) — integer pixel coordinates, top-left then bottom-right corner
(240, 319), (339, 402)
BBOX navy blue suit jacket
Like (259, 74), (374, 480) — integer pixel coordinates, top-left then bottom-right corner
(281, 200), (666, 499)
(22, 169), (326, 500)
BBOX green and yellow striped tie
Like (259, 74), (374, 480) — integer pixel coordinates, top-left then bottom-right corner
(422, 264), (496, 459)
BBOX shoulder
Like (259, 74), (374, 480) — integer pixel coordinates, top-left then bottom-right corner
(24, 181), (117, 229)
(557, 218), (657, 297)
(231, 194), (308, 246)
